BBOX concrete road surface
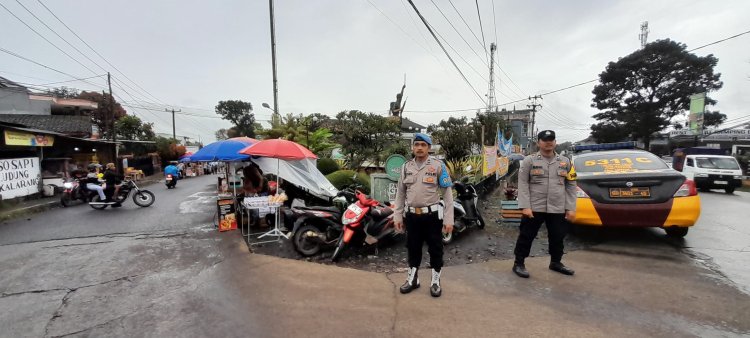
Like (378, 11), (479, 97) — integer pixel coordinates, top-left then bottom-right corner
(0, 175), (748, 337)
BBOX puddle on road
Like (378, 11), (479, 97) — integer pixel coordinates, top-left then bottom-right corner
(179, 192), (217, 214)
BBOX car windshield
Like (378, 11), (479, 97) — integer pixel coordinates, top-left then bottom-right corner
(574, 152), (668, 173)
(695, 157), (740, 170)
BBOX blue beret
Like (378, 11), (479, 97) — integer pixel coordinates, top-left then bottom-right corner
(413, 133), (432, 145)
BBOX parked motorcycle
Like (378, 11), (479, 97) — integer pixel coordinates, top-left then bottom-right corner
(441, 176), (485, 244)
(330, 190), (398, 262)
(89, 179), (155, 210)
(165, 174), (177, 189)
(60, 178), (97, 207)
(288, 187), (357, 257)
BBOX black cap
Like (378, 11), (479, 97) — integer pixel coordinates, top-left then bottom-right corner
(538, 130), (556, 141)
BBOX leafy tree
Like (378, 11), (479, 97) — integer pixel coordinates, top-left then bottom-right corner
(76, 91), (127, 140)
(155, 137), (186, 162)
(471, 112), (508, 149)
(591, 39), (723, 148)
(48, 86), (79, 99)
(299, 128), (340, 157)
(258, 113), (305, 140)
(215, 128), (229, 141)
(555, 141), (572, 154)
(215, 100), (256, 138)
(115, 115), (155, 141)
(591, 122), (631, 143)
(333, 110), (401, 169)
(428, 117), (473, 161)
(702, 111), (727, 128)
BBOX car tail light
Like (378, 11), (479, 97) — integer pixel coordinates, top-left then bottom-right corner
(674, 179), (697, 197)
(575, 186), (589, 198)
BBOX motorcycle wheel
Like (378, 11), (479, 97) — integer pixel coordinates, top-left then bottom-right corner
(330, 237), (346, 262)
(60, 192), (71, 207)
(133, 190), (155, 207)
(89, 195), (108, 210)
(442, 230), (453, 245)
(293, 224), (324, 257)
(476, 208), (486, 229)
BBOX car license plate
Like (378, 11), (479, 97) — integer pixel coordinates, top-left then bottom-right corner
(714, 180), (728, 185)
(609, 187), (650, 198)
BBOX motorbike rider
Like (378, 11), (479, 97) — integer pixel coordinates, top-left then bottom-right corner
(84, 164), (106, 201)
(103, 163), (124, 207)
(394, 133), (454, 297)
(164, 161), (180, 179)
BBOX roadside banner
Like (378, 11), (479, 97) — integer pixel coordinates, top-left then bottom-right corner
(496, 156), (509, 177)
(0, 157), (41, 199)
(482, 146), (498, 176)
(4, 130), (55, 147)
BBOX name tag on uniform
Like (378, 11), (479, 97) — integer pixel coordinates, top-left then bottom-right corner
(530, 169), (544, 176)
(423, 176), (435, 184)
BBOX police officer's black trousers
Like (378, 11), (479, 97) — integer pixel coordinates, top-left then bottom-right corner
(405, 212), (443, 271)
(513, 212), (568, 264)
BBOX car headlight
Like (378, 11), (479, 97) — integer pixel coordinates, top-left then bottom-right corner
(63, 182), (73, 189)
(734, 175), (743, 179)
(694, 173), (709, 178)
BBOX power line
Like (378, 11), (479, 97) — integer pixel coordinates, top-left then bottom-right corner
(491, 0), (498, 44)
(13, 0), (110, 75)
(35, 0), (169, 107)
(0, 47), (97, 82)
(447, 0), (487, 60)
(474, 0), (487, 57)
(365, 0), (441, 66)
(406, 0), (487, 105)
(429, 0), (488, 68)
(688, 29), (750, 52)
(0, 2), (98, 75)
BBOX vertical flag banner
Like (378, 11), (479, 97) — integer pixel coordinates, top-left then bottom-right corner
(689, 93), (706, 133)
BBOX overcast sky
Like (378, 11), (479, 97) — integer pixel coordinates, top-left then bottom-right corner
(2, 0), (748, 143)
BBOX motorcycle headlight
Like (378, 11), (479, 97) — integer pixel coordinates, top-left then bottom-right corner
(63, 182), (73, 189)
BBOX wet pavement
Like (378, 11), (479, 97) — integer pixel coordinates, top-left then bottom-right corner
(249, 187), (592, 273)
(1, 175), (749, 337)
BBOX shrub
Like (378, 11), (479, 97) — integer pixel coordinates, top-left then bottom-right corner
(326, 170), (371, 192)
(317, 158), (340, 175)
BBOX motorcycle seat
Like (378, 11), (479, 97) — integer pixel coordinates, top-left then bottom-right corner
(371, 206), (393, 219)
(296, 205), (341, 214)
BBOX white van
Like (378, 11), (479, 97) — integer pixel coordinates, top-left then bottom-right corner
(681, 155), (743, 194)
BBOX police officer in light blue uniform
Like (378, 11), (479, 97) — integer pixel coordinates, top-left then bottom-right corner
(394, 133), (454, 297)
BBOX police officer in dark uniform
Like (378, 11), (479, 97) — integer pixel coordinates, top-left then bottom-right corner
(512, 130), (577, 278)
(394, 133), (454, 297)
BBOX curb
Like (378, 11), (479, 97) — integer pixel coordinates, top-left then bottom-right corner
(0, 200), (60, 223)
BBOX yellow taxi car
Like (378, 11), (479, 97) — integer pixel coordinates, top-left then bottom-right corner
(570, 148), (701, 238)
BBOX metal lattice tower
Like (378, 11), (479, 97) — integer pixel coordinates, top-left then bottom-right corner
(639, 21), (649, 48)
(487, 43), (497, 112)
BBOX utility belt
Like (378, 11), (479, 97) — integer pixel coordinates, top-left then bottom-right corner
(407, 204), (440, 217)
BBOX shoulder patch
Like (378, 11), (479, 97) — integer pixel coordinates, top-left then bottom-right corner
(439, 162), (452, 188)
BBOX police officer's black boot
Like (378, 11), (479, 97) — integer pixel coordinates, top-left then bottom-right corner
(549, 262), (575, 276)
(399, 267), (420, 294)
(430, 268), (442, 297)
(512, 259), (530, 278)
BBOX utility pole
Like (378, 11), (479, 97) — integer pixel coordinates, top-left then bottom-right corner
(269, 0), (280, 121)
(165, 108), (181, 140)
(107, 72), (115, 143)
(639, 21), (649, 49)
(106, 72), (119, 163)
(527, 95), (543, 143)
(486, 43), (497, 114)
